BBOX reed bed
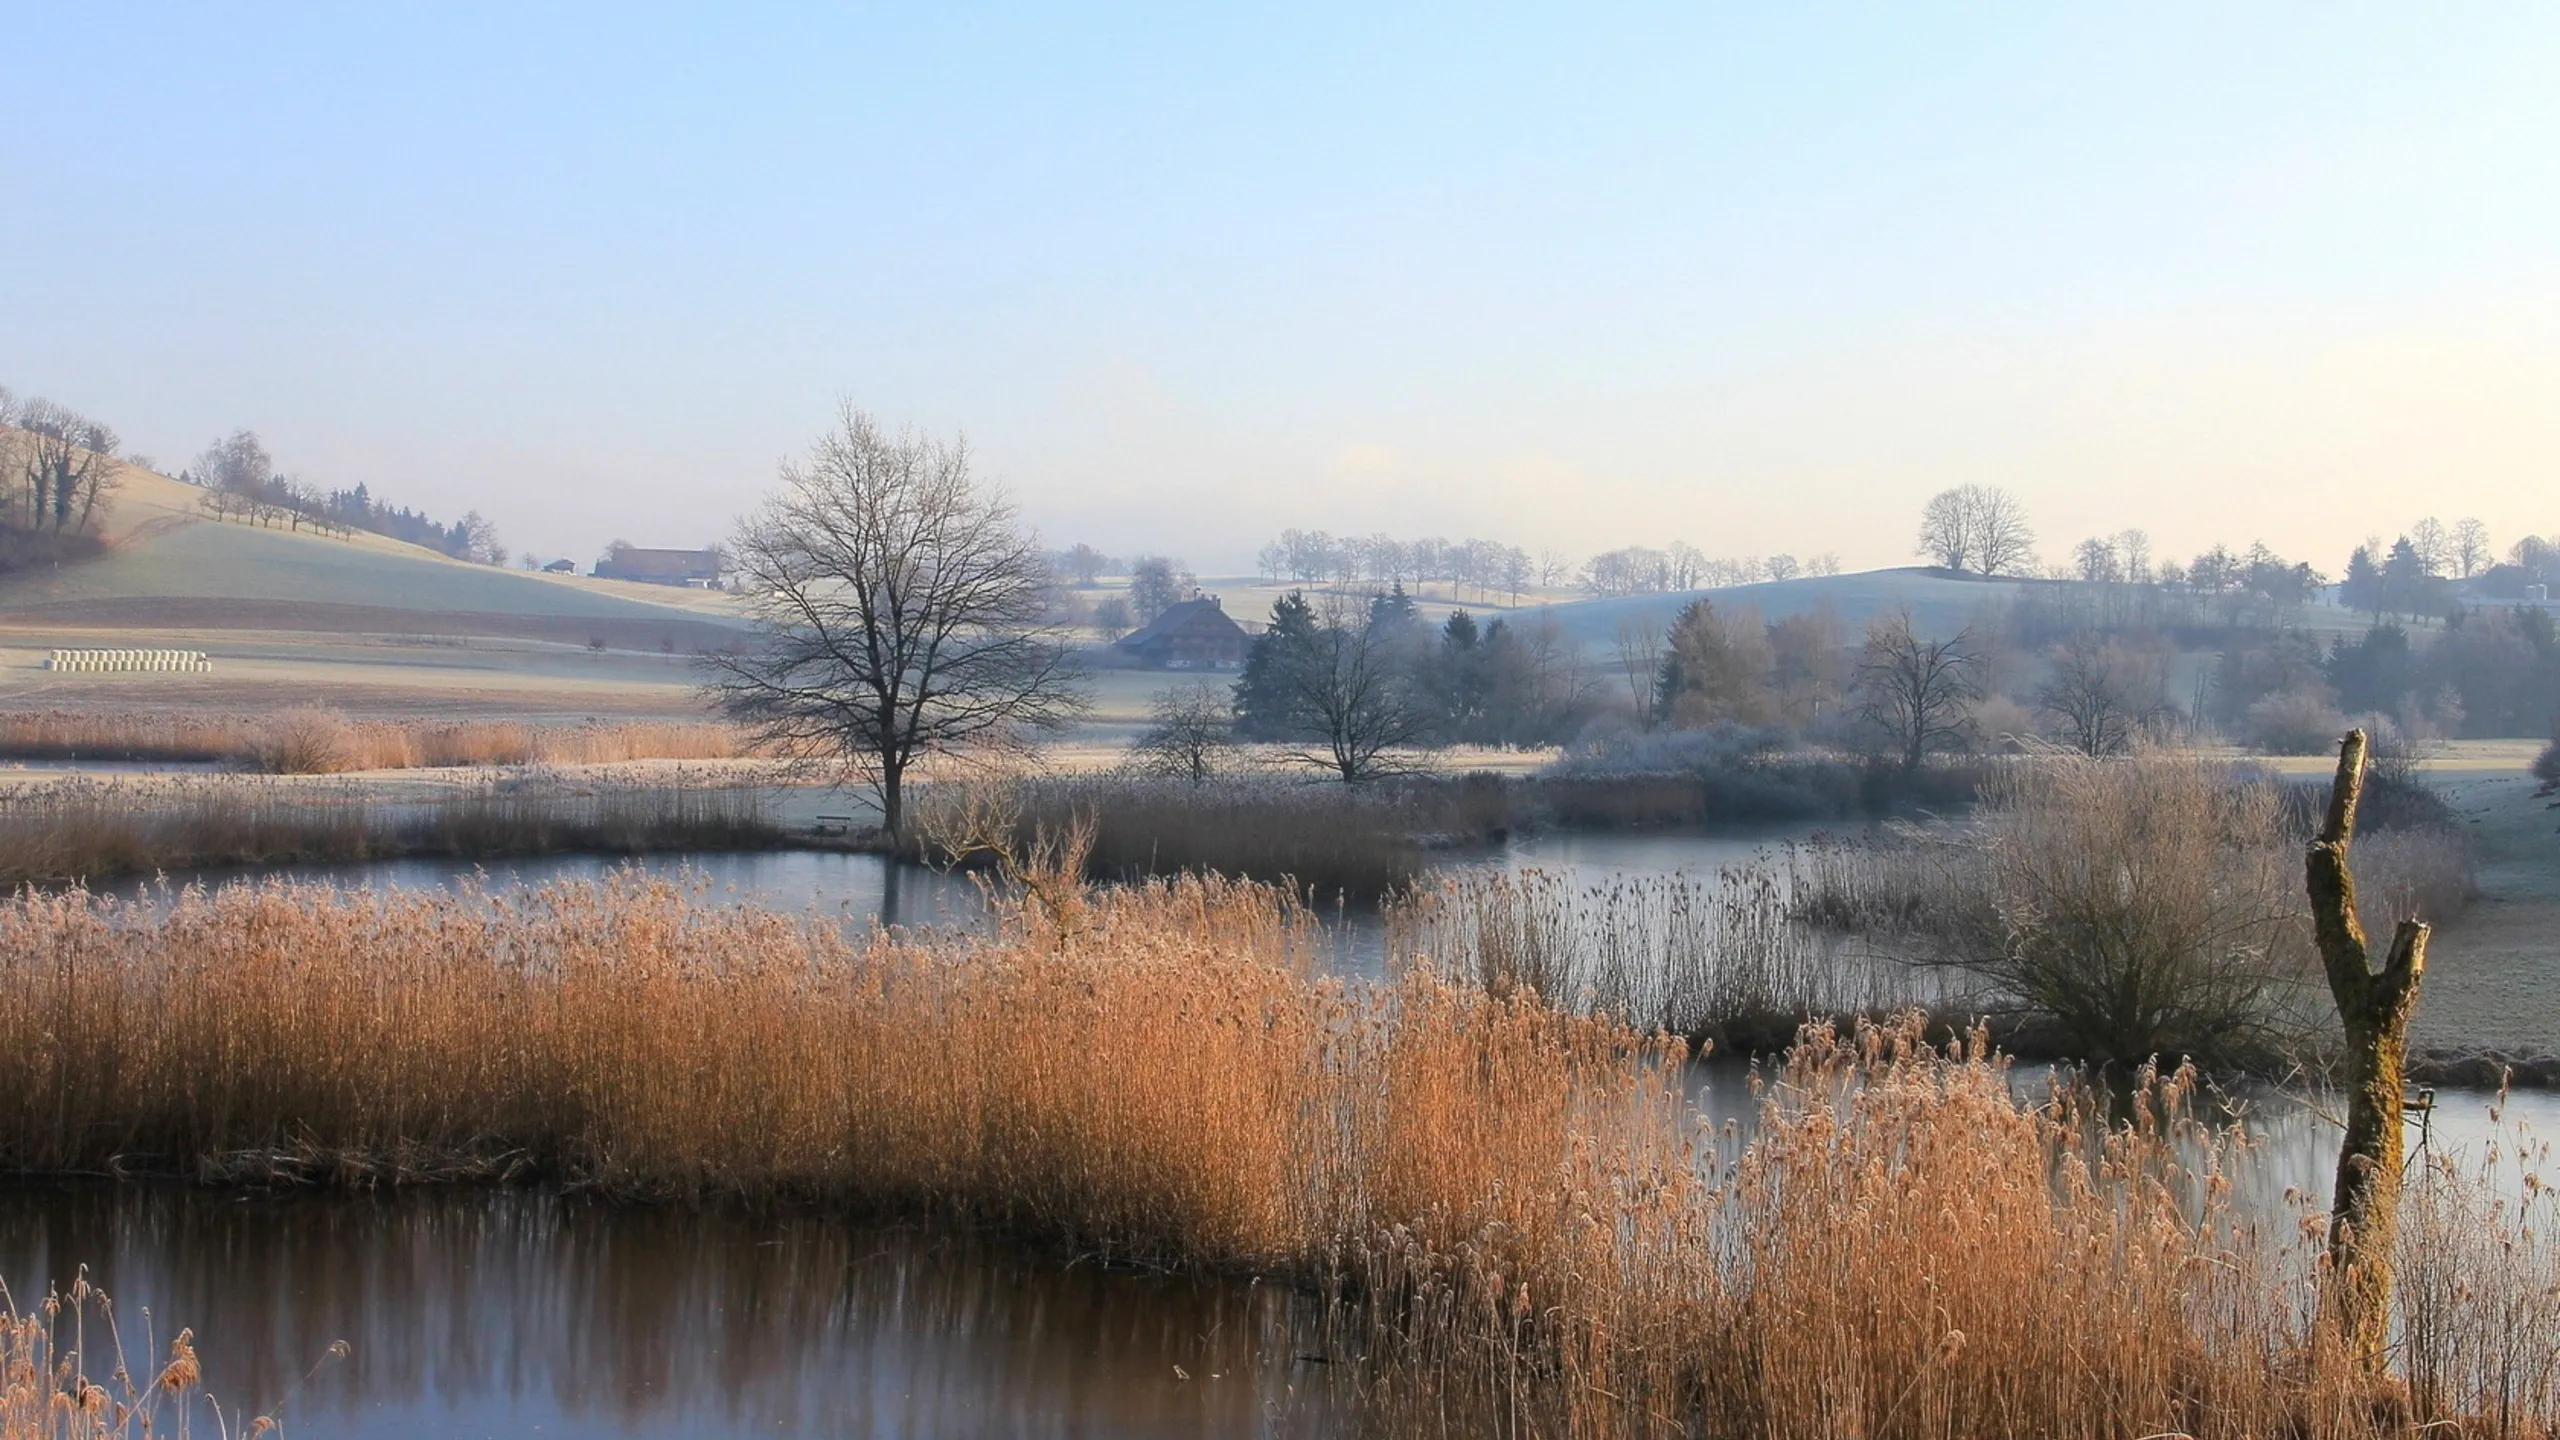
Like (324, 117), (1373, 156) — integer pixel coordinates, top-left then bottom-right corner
(0, 876), (2553, 1435)
(1384, 866), (1951, 1050)
(0, 708), (746, 772)
(0, 776), (782, 886)
(913, 773), (1509, 899)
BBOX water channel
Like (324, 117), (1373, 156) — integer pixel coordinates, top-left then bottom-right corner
(30, 832), (2557, 1436)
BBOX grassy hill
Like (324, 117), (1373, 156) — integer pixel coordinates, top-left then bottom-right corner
(1521, 567), (2024, 645)
(0, 465), (746, 651)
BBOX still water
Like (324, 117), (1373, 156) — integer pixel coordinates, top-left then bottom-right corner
(0, 1187), (1343, 1439)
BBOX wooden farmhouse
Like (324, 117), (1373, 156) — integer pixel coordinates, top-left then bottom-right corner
(1113, 596), (1250, 670)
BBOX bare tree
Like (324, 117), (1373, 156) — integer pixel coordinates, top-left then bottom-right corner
(1808, 552), (1841, 577)
(1915, 488), (1974, 570)
(1613, 616), (1666, 728)
(1855, 610), (1980, 770)
(1062, 543), (1109, 587)
(1124, 682), (1236, 785)
(2114, 528), (2154, 584)
(1764, 553), (1800, 582)
(702, 404), (1088, 837)
(11, 399), (120, 533)
(1261, 596), (1435, 782)
(1090, 594), (1133, 642)
(2071, 537), (2121, 584)
(1127, 554), (1194, 621)
(2035, 634), (2164, 756)
(2451, 517), (2490, 579)
(460, 510), (505, 566)
(2406, 516), (2449, 578)
(1970, 485), (2036, 575)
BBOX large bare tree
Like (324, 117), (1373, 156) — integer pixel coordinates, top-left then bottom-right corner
(1914, 484), (2035, 575)
(1855, 609), (1980, 770)
(703, 405), (1087, 837)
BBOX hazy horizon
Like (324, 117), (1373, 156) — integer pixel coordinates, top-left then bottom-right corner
(5, 5), (2554, 575)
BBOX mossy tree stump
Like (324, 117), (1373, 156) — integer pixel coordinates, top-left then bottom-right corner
(2306, 727), (2430, 1368)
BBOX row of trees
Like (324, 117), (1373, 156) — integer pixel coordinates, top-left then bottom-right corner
(0, 387), (121, 544)
(1251, 528), (1846, 603)
(185, 429), (504, 563)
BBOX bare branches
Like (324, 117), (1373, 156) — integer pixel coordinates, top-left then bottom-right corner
(8, 397), (121, 535)
(1914, 484), (2035, 575)
(701, 404), (1087, 835)
(1854, 610), (1980, 770)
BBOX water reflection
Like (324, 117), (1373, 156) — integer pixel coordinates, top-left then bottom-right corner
(0, 1186), (1343, 1439)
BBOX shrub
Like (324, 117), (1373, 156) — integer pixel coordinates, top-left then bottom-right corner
(249, 707), (362, 774)
(2240, 685), (2348, 755)
(1791, 749), (2324, 1071)
(2535, 718), (2560, 791)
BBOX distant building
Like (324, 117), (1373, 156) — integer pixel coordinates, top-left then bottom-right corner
(542, 558), (577, 573)
(594, 546), (724, 587)
(1113, 596), (1249, 670)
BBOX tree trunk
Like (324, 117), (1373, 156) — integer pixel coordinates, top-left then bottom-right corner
(879, 755), (905, 842)
(2306, 727), (2430, 1368)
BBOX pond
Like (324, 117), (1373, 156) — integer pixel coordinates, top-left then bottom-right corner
(116, 823), (1851, 978)
(0, 1186), (1344, 1439)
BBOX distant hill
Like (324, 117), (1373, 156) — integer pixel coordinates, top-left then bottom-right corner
(0, 465), (747, 651)
(1525, 567), (2031, 644)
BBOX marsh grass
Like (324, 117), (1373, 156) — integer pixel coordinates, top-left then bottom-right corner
(913, 773), (1500, 899)
(0, 708), (745, 772)
(0, 877), (2552, 1434)
(1385, 866), (1946, 1051)
(0, 776), (782, 886)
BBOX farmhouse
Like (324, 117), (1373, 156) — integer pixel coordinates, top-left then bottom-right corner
(594, 546), (723, 587)
(1114, 596), (1250, 670)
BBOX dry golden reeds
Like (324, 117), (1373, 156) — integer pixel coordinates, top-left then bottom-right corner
(0, 876), (2550, 1435)
(0, 708), (746, 773)
(0, 775), (782, 886)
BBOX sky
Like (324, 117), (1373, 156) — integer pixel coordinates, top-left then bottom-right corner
(3, 3), (2556, 576)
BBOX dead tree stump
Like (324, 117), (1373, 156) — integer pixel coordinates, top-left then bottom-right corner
(2306, 727), (2430, 1367)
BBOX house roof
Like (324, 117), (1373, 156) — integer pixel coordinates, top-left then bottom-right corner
(1115, 596), (1246, 649)
(597, 547), (722, 579)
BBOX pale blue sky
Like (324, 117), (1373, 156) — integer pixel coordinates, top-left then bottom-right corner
(5, 4), (2555, 572)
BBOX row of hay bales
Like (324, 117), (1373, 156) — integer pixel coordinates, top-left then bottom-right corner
(46, 649), (213, 673)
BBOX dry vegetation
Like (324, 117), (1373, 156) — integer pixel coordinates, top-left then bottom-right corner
(1784, 749), (2478, 1071)
(0, 1274), (282, 1440)
(0, 708), (745, 772)
(1387, 866), (1950, 1052)
(0, 874), (2553, 1435)
(0, 775), (781, 886)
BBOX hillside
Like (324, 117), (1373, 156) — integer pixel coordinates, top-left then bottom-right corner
(0, 466), (745, 651)
(1524, 567), (2027, 645)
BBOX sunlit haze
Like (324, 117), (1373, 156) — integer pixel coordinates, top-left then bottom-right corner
(6, 4), (2554, 572)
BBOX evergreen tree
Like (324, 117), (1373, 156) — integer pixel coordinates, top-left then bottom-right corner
(1368, 582), (1420, 631)
(1653, 599), (1776, 728)
(1233, 592), (1320, 740)
(2341, 545), (2384, 619)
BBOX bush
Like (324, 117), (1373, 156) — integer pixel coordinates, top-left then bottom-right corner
(2240, 685), (2348, 756)
(1792, 750), (2323, 1071)
(249, 707), (362, 774)
(2535, 718), (2560, 791)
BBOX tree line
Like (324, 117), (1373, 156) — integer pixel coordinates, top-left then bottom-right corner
(185, 429), (506, 564)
